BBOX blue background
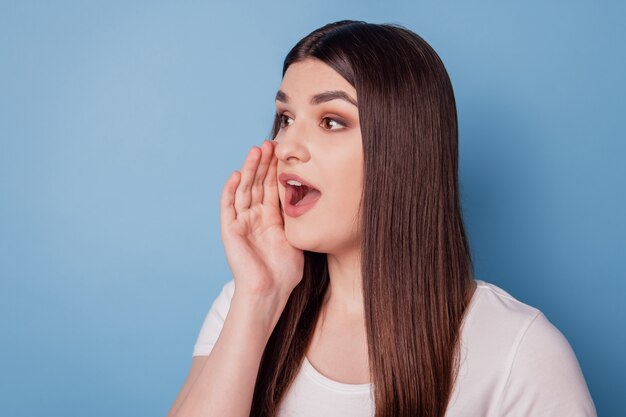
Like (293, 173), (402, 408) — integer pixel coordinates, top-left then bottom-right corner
(1, 1), (623, 415)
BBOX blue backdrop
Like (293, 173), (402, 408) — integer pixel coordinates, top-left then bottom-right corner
(1, 1), (623, 415)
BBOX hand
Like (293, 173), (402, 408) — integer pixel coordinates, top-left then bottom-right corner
(220, 140), (305, 300)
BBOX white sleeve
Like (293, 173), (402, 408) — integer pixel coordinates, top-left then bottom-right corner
(192, 279), (236, 357)
(498, 311), (597, 416)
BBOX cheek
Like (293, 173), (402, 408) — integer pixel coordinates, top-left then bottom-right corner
(325, 161), (363, 213)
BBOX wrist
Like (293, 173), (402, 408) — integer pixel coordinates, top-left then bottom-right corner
(230, 290), (288, 340)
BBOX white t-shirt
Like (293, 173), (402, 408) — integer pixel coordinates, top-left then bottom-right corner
(192, 279), (597, 417)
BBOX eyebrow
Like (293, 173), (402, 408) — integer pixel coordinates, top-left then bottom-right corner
(275, 89), (358, 107)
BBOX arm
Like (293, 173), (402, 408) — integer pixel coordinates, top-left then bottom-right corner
(168, 140), (303, 416)
(166, 356), (209, 417)
(167, 290), (287, 417)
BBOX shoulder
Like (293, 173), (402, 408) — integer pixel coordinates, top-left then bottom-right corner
(468, 280), (582, 357)
(471, 279), (540, 320)
(461, 280), (543, 350)
(192, 279), (236, 357)
(460, 279), (597, 416)
(204, 279), (237, 320)
(498, 308), (597, 415)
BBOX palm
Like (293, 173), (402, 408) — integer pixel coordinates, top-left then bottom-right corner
(220, 141), (304, 298)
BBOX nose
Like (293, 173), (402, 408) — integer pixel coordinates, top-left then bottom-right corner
(273, 124), (311, 164)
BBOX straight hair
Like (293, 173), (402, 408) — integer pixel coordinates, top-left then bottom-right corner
(250, 20), (476, 417)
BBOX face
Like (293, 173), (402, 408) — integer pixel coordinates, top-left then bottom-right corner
(274, 58), (363, 256)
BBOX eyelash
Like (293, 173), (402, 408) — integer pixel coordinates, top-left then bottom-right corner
(276, 113), (347, 131)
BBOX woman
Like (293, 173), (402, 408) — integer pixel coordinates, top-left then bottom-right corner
(167, 20), (596, 417)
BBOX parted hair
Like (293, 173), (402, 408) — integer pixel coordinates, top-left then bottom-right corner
(251, 20), (476, 417)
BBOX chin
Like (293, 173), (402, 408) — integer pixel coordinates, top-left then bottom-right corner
(284, 225), (319, 252)
(285, 227), (352, 256)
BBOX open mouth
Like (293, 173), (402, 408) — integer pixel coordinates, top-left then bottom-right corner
(278, 173), (322, 216)
(285, 183), (322, 206)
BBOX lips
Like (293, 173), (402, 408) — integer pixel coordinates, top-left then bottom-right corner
(278, 172), (320, 191)
(278, 172), (322, 213)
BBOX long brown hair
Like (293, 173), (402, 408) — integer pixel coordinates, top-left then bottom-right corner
(250, 20), (476, 417)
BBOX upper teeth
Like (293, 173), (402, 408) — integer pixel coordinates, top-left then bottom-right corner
(287, 180), (303, 186)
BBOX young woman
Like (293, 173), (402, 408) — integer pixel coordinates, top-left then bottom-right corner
(167, 20), (596, 417)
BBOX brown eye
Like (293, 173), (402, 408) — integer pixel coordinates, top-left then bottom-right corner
(321, 117), (346, 130)
(277, 113), (293, 129)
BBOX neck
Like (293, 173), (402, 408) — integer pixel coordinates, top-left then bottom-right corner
(323, 248), (364, 319)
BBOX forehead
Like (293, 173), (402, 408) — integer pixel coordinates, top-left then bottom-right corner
(279, 59), (356, 98)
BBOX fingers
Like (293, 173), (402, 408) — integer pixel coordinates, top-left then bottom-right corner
(220, 170), (240, 226)
(225, 141), (278, 222)
(250, 140), (274, 206)
(234, 146), (261, 214)
(263, 142), (279, 208)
